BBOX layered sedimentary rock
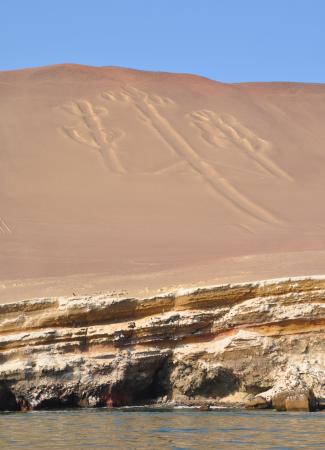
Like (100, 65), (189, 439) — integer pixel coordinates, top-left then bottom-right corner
(0, 276), (324, 410)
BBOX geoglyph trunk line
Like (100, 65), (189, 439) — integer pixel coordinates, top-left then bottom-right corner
(111, 87), (282, 225)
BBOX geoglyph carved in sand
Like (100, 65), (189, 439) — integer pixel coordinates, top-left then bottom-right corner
(59, 100), (125, 173)
(189, 109), (293, 182)
(101, 87), (183, 175)
(101, 87), (282, 225)
(57, 86), (285, 225)
(0, 217), (11, 235)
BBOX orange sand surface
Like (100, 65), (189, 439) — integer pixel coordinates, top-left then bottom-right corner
(1, 64), (325, 302)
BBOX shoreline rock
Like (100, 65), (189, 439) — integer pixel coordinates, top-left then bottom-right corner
(272, 389), (317, 412)
(245, 396), (271, 409)
(0, 276), (324, 412)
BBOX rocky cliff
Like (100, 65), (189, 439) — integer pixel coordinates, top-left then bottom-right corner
(0, 276), (324, 410)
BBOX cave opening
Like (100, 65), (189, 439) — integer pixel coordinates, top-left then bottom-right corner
(34, 393), (79, 410)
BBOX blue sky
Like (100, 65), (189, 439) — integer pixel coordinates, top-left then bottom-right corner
(0, 0), (324, 82)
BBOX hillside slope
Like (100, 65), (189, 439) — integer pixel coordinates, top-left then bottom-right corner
(1, 64), (325, 301)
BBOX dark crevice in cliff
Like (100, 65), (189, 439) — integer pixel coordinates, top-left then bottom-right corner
(0, 384), (19, 411)
(33, 394), (80, 410)
(134, 361), (171, 403)
(102, 355), (172, 407)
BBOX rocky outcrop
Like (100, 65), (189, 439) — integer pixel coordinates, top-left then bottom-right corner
(272, 389), (317, 412)
(245, 396), (271, 409)
(0, 276), (324, 410)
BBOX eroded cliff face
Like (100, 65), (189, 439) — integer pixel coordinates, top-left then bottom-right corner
(0, 276), (324, 410)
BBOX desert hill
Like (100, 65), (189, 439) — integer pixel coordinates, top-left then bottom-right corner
(1, 64), (325, 301)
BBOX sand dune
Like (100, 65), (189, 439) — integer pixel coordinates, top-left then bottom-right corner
(1, 64), (325, 302)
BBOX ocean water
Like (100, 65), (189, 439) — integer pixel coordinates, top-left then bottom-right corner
(0, 408), (324, 449)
